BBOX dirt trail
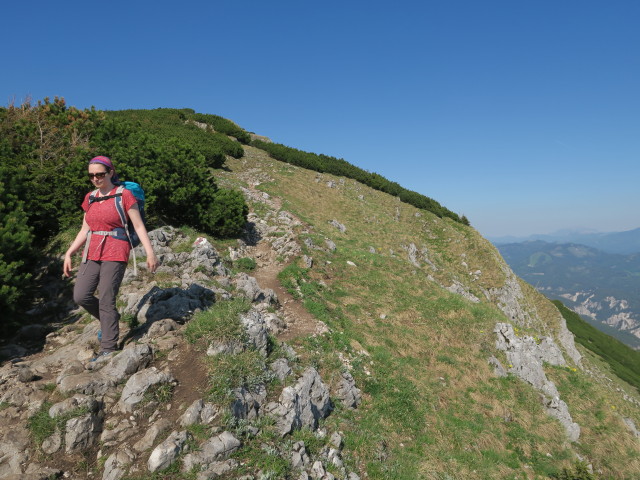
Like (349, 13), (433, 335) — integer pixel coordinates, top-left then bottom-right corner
(248, 233), (322, 343)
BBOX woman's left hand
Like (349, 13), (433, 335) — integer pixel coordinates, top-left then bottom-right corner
(147, 252), (159, 273)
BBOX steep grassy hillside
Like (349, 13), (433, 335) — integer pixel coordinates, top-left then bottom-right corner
(4, 102), (640, 479)
(215, 145), (640, 479)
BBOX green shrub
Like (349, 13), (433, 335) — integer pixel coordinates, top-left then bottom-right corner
(235, 257), (257, 271)
(191, 113), (251, 144)
(202, 188), (249, 238)
(0, 174), (36, 331)
(550, 461), (598, 480)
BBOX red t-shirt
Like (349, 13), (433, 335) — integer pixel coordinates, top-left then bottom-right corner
(82, 188), (138, 262)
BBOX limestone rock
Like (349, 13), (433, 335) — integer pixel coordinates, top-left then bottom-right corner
(270, 358), (292, 382)
(335, 371), (361, 409)
(49, 394), (100, 418)
(235, 274), (277, 304)
(103, 448), (136, 480)
(0, 427), (30, 477)
(623, 417), (640, 438)
(101, 344), (154, 382)
(100, 419), (137, 446)
(488, 355), (507, 378)
(148, 430), (190, 473)
(57, 372), (115, 396)
(265, 367), (332, 436)
(495, 322), (580, 441)
(179, 399), (220, 427)
(325, 239), (337, 252)
(41, 431), (62, 454)
(119, 367), (175, 413)
(446, 281), (480, 303)
(65, 413), (102, 453)
(329, 220), (346, 233)
(291, 441), (311, 470)
(196, 459), (239, 480)
(133, 419), (172, 452)
(240, 309), (269, 356)
(138, 284), (216, 324)
(206, 339), (244, 356)
(231, 385), (267, 420)
(181, 431), (241, 472)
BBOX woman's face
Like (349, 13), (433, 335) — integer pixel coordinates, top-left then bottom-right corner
(88, 163), (112, 189)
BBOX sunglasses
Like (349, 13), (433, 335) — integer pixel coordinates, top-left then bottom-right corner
(88, 172), (109, 179)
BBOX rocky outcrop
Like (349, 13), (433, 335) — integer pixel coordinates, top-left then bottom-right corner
(264, 367), (333, 436)
(494, 323), (580, 441)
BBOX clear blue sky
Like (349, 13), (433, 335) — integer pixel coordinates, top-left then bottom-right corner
(2, 0), (638, 237)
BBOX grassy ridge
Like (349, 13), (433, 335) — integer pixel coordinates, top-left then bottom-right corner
(251, 139), (469, 226)
(553, 300), (640, 392)
(218, 149), (640, 478)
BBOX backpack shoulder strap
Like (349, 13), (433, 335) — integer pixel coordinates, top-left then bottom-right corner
(88, 188), (100, 204)
(113, 186), (127, 228)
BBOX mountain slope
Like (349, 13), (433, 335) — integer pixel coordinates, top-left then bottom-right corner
(497, 241), (640, 349)
(215, 145), (640, 478)
(1, 111), (640, 479)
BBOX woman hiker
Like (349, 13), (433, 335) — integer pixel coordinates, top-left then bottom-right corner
(63, 156), (158, 360)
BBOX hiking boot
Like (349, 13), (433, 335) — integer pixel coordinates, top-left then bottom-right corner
(90, 351), (113, 362)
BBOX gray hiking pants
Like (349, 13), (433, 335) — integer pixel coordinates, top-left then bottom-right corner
(74, 260), (127, 352)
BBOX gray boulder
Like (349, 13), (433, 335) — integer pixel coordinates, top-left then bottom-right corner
(329, 220), (346, 233)
(189, 238), (228, 277)
(181, 431), (241, 472)
(65, 413), (102, 453)
(325, 239), (337, 252)
(291, 441), (311, 470)
(270, 358), (292, 382)
(240, 310), (270, 356)
(118, 367), (175, 413)
(57, 372), (115, 396)
(196, 459), (239, 480)
(231, 385), (267, 420)
(0, 427), (30, 477)
(488, 355), (508, 378)
(206, 339), (244, 356)
(41, 431), (62, 454)
(100, 419), (137, 446)
(334, 372), (361, 409)
(49, 394), (99, 418)
(235, 274), (277, 304)
(101, 344), (154, 382)
(148, 430), (190, 473)
(179, 399), (220, 427)
(133, 419), (172, 452)
(103, 448), (135, 480)
(137, 284), (216, 324)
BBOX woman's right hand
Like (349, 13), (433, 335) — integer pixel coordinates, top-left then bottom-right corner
(63, 254), (73, 278)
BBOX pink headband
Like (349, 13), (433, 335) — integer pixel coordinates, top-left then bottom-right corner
(89, 156), (114, 170)
(89, 156), (120, 183)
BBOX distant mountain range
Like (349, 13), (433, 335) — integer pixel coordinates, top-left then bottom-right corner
(497, 240), (640, 349)
(490, 227), (640, 255)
